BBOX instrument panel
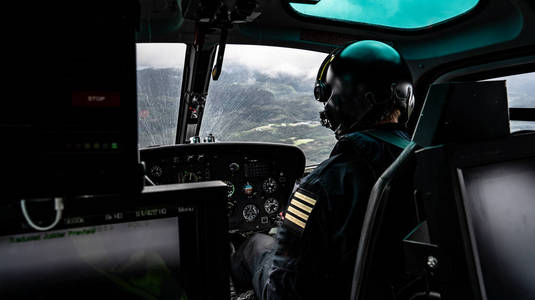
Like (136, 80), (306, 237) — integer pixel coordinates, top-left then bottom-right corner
(140, 143), (306, 233)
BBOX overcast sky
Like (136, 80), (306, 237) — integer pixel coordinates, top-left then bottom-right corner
(136, 43), (326, 79)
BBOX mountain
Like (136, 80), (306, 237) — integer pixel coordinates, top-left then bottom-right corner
(137, 65), (337, 165)
(137, 67), (535, 165)
(137, 68), (182, 148)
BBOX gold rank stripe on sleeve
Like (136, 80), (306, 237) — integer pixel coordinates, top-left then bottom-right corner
(284, 189), (318, 231)
(290, 198), (313, 213)
(285, 212), (306, 229)
(294, 192), (317, 206)
(287, 205), (309, 221)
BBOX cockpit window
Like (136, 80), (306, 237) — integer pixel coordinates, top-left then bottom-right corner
(487, 72), (535, 132)
(290, 0), (479, 30)
(199, 45), (337, 166)
(136, 43), (186, 148)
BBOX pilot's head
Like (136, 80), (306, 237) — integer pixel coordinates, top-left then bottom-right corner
(314, 40), (414, 137)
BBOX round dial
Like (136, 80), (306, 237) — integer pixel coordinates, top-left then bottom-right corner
(224, 181), (235, 198)
(149, 165), (163, 178)
(242, 204), (259, 222)
(180, 171), (200, 183)
(264, 198), (279, 214)
(229, 162), (240, 173)
(262, 178), (278, 194)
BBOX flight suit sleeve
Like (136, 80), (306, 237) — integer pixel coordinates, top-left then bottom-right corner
(251, 178), (333, 300)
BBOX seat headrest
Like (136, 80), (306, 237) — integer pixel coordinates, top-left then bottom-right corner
(413, 81), (510, 147)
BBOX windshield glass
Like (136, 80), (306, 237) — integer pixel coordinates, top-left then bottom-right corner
(136, 43), (186, 148)
(485, 72), (535, 132)
(199, 45), (337, 165)
(290, 0), (479, 30)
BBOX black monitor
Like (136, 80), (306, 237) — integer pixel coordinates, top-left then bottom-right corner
(454, 134), (535, 300)
(0, 182), (229, 300)
(1, 1), (141, 199)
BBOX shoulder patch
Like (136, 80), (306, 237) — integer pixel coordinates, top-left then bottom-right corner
(283, 188), (318, 236)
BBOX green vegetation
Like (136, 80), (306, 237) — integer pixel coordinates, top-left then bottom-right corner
(138, 65), (337, 165)
(138, 67), (534, 166)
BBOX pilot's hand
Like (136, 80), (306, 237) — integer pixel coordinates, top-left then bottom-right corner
(231, 233), (277, 291)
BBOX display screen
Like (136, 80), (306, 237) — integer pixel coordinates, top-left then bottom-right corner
(0, 217), (185, 299)
(458, 158), (535, 300)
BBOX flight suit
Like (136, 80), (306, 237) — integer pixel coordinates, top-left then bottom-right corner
(231, 124), (409, 300)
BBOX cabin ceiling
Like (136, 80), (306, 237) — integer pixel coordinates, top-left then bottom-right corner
(137, 0), (535, 83)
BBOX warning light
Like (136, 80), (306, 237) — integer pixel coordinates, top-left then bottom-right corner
(111, 143), (119, 150)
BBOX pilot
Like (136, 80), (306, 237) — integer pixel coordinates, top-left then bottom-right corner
(231, 40), (414, 299)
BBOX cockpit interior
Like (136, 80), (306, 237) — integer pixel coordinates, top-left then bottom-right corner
(1, 0), (534, 299)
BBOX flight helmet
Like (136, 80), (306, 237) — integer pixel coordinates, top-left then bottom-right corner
(314, 40), (414, 136)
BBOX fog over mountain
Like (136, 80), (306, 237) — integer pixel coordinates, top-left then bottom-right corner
(137, 64), (337, 165)
(137, 68), (182, 148)
(137, 66), (534, 165)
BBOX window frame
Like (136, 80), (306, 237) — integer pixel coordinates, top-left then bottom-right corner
(454, 67), (535, 131)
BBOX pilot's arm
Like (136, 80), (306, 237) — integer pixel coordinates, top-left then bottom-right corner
(232, 181), (330, 300)
(231, 155), (376, 299)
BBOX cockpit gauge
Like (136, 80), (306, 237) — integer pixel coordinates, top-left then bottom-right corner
(242, 204), (259, 222)
(262, 177), (278, 194)
(224, 181), (235, 198)
(264, 198), (279, 214)
(180, 171), (200, 183)
(149, 165), (163, 178)
(243, 182), (254, 196)
(229, 162), (240, 173)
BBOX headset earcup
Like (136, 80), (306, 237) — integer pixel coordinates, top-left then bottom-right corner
(314, 81), (332, 102)
(314, 82), (323, 102)
(315, 48), (341, 102)
(392, 82), (413, 123)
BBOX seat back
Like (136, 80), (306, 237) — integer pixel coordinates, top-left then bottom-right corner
(352, 141), (418, 299)
(417, 132), (535, 300)
(351, 81), (512, 300)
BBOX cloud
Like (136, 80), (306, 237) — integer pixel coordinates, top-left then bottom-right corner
(223, 45), (326, 79)
(136, 43), (326, 78)
(136, 43), (187, 69)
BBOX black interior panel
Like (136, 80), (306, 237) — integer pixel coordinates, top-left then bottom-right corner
(140, 142), (306, 233)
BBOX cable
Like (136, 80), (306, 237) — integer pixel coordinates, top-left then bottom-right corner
(20, 197), (64, 231)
